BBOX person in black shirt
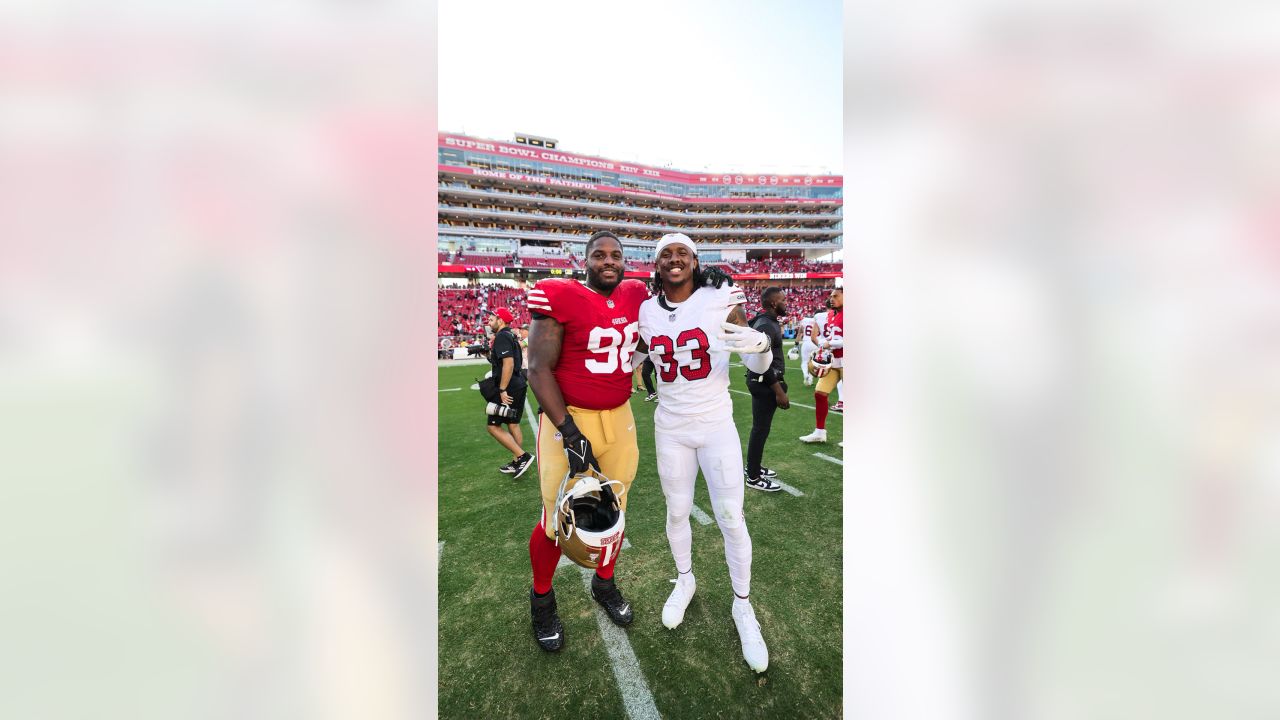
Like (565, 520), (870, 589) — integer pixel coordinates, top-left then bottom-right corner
(486, 308), (534, 477)
(744, 287), (789, 492)
(640, 357), (657, 402)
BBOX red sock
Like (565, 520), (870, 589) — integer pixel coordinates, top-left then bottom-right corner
(815, 393), (829, 430)
(529, 520), (562, 595)
(594, 532), (623, 581)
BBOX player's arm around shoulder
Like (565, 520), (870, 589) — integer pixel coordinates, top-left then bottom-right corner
(527, 315), (569, 426)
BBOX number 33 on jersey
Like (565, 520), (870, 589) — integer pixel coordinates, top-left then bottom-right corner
(526, 277), (649, 411)
(638, 284), (747, 420)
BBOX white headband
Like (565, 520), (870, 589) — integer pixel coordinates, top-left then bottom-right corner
(654, 233), (697, 259)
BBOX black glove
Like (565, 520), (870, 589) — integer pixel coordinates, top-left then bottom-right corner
(558, 415), (600, 476)
(701, 264), (734, 289)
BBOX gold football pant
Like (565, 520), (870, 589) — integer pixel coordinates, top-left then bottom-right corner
(809, 363), (844, 395)
(537, 402), (639, 539)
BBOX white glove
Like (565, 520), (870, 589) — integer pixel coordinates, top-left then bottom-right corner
(718, 322), (769, 354)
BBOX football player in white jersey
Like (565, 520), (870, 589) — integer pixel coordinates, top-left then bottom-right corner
(799, 316), (818, 386)
(637, 233), (775, 673)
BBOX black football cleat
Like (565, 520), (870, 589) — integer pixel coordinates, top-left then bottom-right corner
(590, 574), (634, 627)
(530, 587), (564, 652)
(511, 453), (535, 479)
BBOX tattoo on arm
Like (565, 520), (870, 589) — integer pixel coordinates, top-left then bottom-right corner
(527, 316), (569, 426)
(725, 304), (747, 326)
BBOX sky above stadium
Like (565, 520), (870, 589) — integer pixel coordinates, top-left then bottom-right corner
(438, 0), (842, 175)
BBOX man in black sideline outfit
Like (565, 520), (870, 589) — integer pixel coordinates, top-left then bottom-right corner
(744, 287), (789, 492)
(485, 307), (534, 478)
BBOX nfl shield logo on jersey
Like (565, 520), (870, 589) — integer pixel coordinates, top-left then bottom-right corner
(669, 313), (676, 321)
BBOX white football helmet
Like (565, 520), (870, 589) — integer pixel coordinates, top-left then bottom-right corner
(554, 470), (627, 569)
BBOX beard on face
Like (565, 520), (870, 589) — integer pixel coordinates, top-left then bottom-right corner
(587, 262), (622, 291)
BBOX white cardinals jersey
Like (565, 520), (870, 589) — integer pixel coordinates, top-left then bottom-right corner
(812, 311), (828, 342)
(639, 283), (747, 425)
(800, 317), (818, 348)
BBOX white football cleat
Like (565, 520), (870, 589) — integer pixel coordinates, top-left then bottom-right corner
(799, 429), (827, 443)
(732, 599), (769, 672)
(662, 574), (696, 629)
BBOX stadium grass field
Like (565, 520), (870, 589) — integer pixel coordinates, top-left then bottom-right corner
(437, 358), (844, 719)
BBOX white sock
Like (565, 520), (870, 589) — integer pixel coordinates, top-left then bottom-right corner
(733, 596), (751, 611)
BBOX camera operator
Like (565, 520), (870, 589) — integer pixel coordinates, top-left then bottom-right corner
(484, 308), (533, 477)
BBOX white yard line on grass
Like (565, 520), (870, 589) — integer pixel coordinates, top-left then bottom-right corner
(813, 452), (844, 467)
(438, 541), (445, 562)
(690, 504), (714, 525)
(440, 388), (461, 392)
(579, 564), (661, 720)
(774, 481), (806, 497)
(727, 388), (841, 415)
(524, 399), (538, 437)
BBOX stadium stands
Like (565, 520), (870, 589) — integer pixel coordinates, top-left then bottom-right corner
(437, 132), (842, 345)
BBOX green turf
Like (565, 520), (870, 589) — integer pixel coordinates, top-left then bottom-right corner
(438, 361), (844, 719)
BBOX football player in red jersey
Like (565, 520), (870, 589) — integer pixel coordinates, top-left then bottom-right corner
(523, 231), (649, 652)
(800, 285), (845, 444)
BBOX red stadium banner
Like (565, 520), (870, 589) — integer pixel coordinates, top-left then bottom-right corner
(438, 264), (508, 274)
(438, 263), (841, 282)
(439, 134), (842, 187)
(440, 165), (841, 206)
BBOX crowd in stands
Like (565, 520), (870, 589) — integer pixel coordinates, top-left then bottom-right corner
(440, 250), (839, 276)
(438, 284), (532, 348)
(724, 257), (843, 274)
(734, 281), (840, 337)
(438, 279), (840, 358)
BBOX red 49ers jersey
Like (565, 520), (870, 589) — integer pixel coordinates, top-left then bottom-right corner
(526, 278), (648, 410)
(824, 309), (845, 368)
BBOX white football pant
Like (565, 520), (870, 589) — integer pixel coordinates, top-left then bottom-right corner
(655, 417), (752, 598)
(800, 340), (817, 384)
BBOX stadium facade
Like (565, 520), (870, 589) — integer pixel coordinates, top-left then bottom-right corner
(438, 132), (842, 282)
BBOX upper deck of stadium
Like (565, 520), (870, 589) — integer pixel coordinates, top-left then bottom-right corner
(438, 132), (843, 255)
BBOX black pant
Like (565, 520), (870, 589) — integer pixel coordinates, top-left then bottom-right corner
(746, 377), (786, 479)
(641, 358), (656, 394)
